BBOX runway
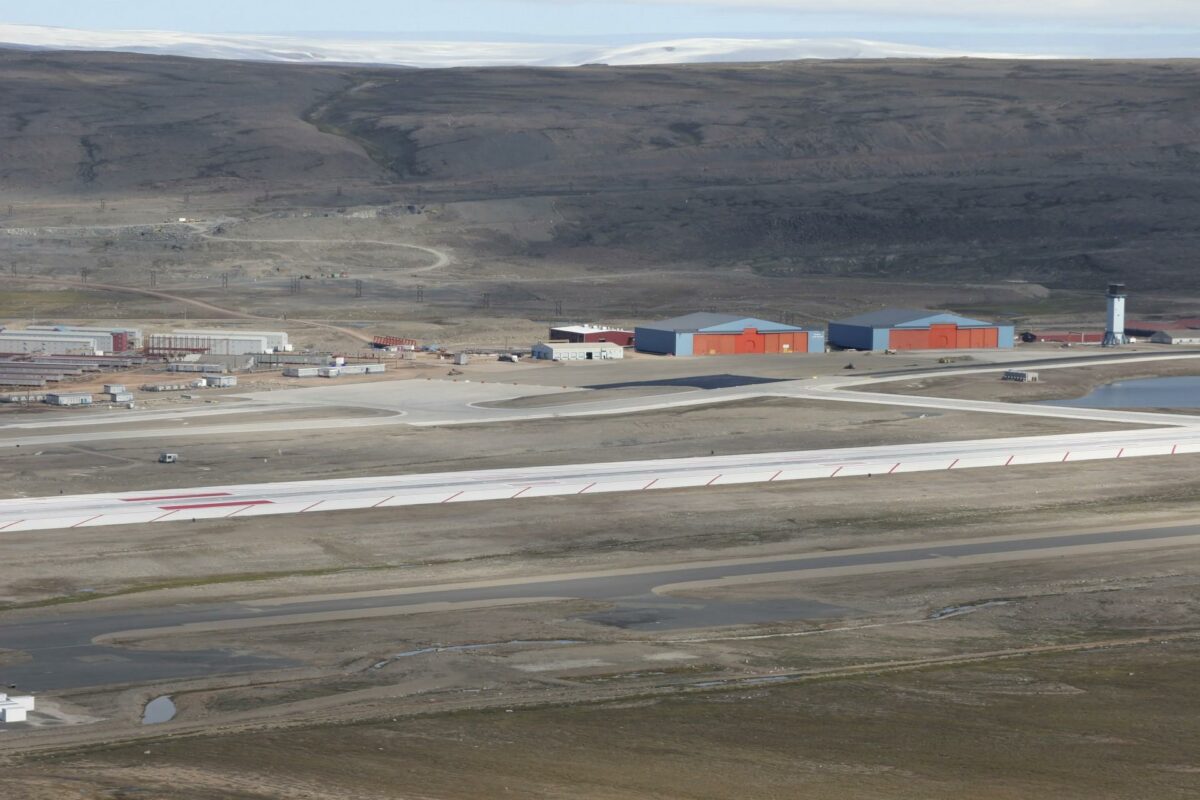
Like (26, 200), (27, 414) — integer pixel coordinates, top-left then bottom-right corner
(2, 426), (1198, 532)
(3, 522), (1199, 691)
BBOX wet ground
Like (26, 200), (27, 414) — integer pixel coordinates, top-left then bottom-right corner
(5, 522), (1200, 691)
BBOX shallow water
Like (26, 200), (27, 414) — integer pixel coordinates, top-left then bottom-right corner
(1039, 376), (1200, 409)
(142, 695), (176, 725)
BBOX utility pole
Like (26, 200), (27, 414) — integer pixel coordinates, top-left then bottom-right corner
(554, 299), (563, 316)
(290, 277), (300, 294)
(221, 273), (229, 290)
(416, 285), (425, 303)
(481, 292), (491, 309)
(80, 266), (90, 283)
(355, 279), (363, 298)
(150, 270), (157, 288)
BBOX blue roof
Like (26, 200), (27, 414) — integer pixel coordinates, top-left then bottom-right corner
(832, 308), (998, 329)
(639, 313), (806, 333)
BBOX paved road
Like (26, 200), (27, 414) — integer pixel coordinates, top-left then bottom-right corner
(3, 523), (1198, 691)
(2, 353), (1198, 447)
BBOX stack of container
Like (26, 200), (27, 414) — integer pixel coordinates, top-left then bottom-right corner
(103, 383), (134, 402)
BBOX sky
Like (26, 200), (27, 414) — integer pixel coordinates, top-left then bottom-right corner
(4, 0), (1199, 55)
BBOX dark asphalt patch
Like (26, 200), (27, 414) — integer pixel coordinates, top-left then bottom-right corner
(584, 374), (788, 391)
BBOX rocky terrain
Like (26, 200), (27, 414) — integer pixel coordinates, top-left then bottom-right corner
(4, 50), (1200, 293)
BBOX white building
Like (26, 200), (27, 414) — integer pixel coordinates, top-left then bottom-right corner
(1150, 330), (1200, 345)
(27, 325), (141, 348)
(150, 333), (272, 356)
(46, 392), (94, 406)
(171, 329), (291, 352)
(204, 375), (238, 388)
(531, 341), (625, 361)
(0, 694), (35, 723)
(0, 332), (104, 355)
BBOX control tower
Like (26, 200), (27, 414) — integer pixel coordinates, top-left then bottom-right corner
(1102, 283), (1127, 347)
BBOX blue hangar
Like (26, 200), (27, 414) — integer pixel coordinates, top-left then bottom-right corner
(634, 313), (825, 356)
(828, 308), (1015, 351)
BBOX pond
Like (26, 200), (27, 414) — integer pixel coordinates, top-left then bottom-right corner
(142, 695), (176, 725)
(1039, 376), (1200, 409)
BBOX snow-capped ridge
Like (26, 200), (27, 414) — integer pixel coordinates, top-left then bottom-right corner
(0, 23), (1054, 67)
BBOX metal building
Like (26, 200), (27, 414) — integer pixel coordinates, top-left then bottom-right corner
(532, 341), (625, 361)
(634, 313), (823, 356)
(7, 329), (115, 352)
(0, 693), (35, 723)
(171, 329), (291, 352)
(1149, 330), (1200, 345)
(148, 333), (272, 356)
(27, 325), (140, 350)
(0, 333), (102, 355)
(45, 392), (93, 406)
(828, 309), (1015, 351)
(547, 324), (635, 347)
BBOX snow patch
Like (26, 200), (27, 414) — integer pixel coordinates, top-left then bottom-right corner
(0, 24), (1057, 68)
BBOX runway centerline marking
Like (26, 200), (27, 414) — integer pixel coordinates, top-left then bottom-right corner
(158, 500), (274, 511)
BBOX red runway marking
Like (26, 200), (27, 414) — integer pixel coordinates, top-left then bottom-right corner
(300, 500), (324, 513)
(371, 496), (394, 508)
(158, 500), (273, 510)
(1062, 451), (1071, 462)
(888, 463), (900, 474)
(948, 459), (959, 470)
(1004, 455), (1015, 466)
(706, 474), (723, 486)
(121, 492), (232, 503)
(768, 470), (782, 481)
(643, 478), (658, 490)
(830, 466), (843, 477)
(71, 515), (101, 528)
(511, 486), (531, 499)
(578, 482), (596, 494)
(441, 491), (463, 503)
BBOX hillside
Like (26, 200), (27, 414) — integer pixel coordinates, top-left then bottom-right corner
(3, 49), (1200, 290)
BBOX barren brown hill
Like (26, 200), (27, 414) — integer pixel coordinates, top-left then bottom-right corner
(4, 49), (1200, 289)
